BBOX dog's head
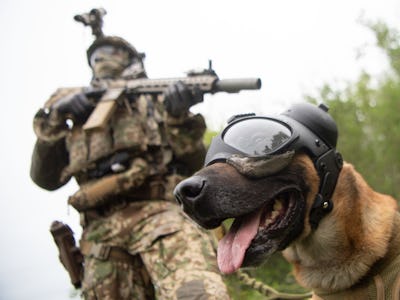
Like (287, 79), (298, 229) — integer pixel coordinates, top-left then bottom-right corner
(174, 103), (343, 274)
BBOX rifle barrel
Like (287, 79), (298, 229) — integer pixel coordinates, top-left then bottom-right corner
(215, 78), (262, 93)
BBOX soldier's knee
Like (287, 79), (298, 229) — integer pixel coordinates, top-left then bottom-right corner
(176, 280), (208, 299)
(175, 276), (230, 300)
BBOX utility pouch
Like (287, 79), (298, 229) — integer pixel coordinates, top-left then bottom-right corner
(50, 221), (83, 288)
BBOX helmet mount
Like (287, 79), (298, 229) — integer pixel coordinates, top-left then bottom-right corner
(74, 8), (107, 39)
(74, 8), (145, 69)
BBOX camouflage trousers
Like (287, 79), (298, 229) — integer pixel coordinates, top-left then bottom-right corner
(80, 200), (230, 299)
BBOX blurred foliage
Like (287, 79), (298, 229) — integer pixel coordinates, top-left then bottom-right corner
(306, 20), (400, 201)
(204, 20), (400, 299)
(203, 129), (218, 147)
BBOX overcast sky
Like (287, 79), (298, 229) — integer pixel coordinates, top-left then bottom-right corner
(1, 0), (400, 299)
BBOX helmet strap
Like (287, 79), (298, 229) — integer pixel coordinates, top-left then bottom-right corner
(309, 193), (333, 229)
(309, 149), (343, 229)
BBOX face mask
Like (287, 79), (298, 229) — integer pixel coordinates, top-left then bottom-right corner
(90, 45), (131, 78)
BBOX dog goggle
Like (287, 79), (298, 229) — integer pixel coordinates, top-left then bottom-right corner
(205, 114), (331, 168)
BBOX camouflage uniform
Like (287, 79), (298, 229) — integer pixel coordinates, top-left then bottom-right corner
(31, 83), (230, 299)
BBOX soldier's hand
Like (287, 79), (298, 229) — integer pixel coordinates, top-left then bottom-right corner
(163, 81), (203, 118)
(52, 93), (95, 124)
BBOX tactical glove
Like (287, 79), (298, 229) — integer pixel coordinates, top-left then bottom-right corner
(52, 93), (95, 124)
(163, 81), (203, 118)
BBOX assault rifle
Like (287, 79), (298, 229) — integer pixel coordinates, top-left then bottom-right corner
(82, 62), (262, 131)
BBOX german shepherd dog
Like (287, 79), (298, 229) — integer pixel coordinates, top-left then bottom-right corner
(174, 104), (400, 299)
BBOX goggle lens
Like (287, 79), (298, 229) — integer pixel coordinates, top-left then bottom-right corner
(223, 118), (292, 156)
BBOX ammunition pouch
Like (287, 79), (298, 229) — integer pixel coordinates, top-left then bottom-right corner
(79, 176), (166, 227)
(50, 221), (83, 288)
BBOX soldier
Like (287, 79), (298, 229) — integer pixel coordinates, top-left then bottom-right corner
(30, 8), (230, 300)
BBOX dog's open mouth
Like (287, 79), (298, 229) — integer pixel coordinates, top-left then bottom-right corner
(217, 190), (303, 274)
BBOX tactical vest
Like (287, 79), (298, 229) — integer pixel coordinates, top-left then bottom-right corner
(35, 86), (206, 195)
(63, 93), (164, 179)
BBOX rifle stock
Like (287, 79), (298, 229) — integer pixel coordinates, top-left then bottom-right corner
(83, 71), (262, 131)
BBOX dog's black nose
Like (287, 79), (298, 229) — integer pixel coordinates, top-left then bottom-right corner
(174, 176), (205, 209)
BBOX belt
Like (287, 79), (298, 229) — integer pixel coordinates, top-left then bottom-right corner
(80, 240), (139, 265)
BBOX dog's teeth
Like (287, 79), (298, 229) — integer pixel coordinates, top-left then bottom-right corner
(263, 218), (273, 227)
(260, 200), (284, 230)
(271, 210), (280, 219)
(273, 199), (283, 211)
(262, 210), (280, 229)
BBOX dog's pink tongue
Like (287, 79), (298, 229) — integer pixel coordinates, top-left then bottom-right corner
(217, 209), (262, 274)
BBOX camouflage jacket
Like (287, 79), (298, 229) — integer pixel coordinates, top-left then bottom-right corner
(30, 84), (206, 209)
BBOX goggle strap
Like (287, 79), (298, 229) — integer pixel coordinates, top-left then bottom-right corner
(309, 193), (333, 229)
(309, 150), (343, 229)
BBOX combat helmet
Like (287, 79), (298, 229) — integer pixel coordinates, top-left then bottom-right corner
(74, 8), (146, 76)
(282, 102), (338, 149)
(86, 36), (145, 67)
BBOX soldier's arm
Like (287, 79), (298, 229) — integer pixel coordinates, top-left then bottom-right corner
(30, 87), (96, 190)
(162, 82), (207, 174)
(30, 104), (71, 190)
(30, 138), (70, 190)
(165, 113), (207, 175)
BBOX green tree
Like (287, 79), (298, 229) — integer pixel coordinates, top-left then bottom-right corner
(307, 20), (400, 202)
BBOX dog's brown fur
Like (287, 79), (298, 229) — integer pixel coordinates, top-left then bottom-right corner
(282, 155), (399, 297)
(176, 153), (400, 299)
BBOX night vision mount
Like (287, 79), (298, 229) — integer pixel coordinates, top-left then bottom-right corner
(73, 8), (145, 69)
(74, 8), (107, 39)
